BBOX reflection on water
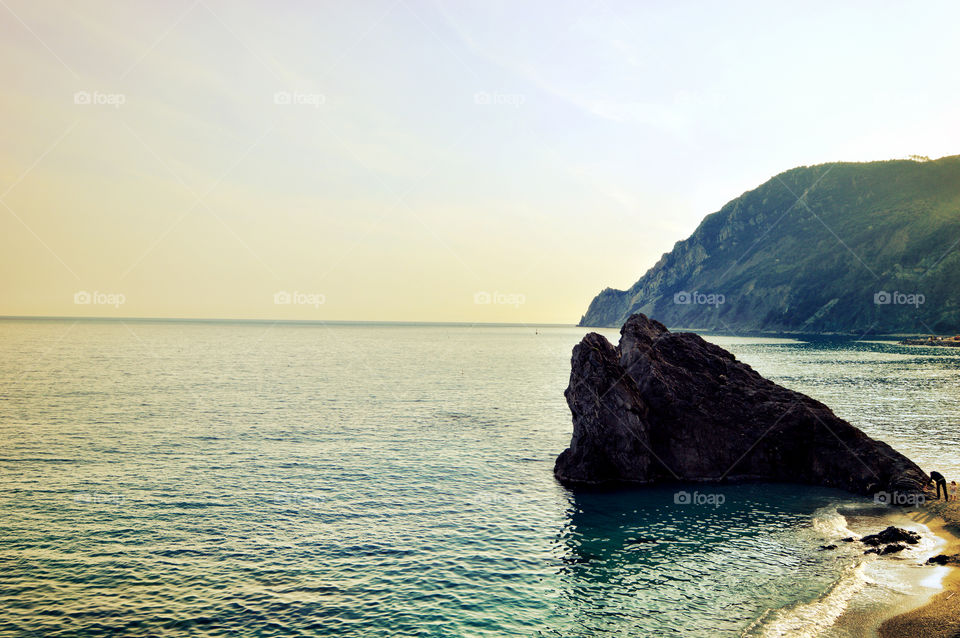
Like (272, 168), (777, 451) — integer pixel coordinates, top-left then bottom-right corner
(555, 485), (867, 637)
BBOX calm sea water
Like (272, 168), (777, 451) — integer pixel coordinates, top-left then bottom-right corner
(1, 320), (959, 637)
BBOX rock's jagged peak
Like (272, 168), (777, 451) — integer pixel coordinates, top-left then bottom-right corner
(556, 314), (929, 495)
(620, 313), (668, 347)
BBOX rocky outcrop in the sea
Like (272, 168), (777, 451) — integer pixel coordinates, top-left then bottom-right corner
(861, 526), (921, 547)
(555, 314), (929, 495)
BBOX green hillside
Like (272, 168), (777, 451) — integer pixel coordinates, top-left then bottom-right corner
(579, 156), (960, 334)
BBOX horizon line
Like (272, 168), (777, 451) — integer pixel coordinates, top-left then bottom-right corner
(0, 315), (918, 339)
(0, 314), (579, 328)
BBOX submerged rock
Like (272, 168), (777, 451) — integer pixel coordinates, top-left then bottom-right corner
(864, 544), (907, 556)
(555, 314), (928, 496)
(880, 543), (907, 555)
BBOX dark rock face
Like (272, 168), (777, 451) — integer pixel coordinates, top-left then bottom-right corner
(555, 314), (929, 495)
(926, 554), (960, 565)
(861, 526), (921, 547)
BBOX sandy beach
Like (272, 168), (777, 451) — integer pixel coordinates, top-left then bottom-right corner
(879, 500), (960, 638)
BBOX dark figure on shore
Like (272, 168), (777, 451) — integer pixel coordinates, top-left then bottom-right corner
(930, 471), (948, 500)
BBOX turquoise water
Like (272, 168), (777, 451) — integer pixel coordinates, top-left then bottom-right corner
(1, 321), (959, 637)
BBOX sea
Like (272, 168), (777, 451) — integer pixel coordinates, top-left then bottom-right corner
(1, 319), (959, 637)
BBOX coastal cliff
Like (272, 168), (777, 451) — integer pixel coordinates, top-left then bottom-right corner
(555, 314), (928, 495)
(579, 156), (960, 334)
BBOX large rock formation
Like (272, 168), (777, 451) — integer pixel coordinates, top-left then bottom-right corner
(555, 314), (928, 495)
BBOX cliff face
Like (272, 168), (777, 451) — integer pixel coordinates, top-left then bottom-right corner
(555, 314), (928, 495)
(580, 156), (960, 333)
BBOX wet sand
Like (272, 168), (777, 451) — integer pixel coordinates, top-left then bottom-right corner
(879, 500), (960, 638)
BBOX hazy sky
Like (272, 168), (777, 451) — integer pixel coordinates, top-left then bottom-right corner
(2, 1), (959, 323)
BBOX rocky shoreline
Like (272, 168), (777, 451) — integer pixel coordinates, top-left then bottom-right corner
(878, 501), (960, 638)
(816, 525), (922, 557)
(899, 335), (960, 347)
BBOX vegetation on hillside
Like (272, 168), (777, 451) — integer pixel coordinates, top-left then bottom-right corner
(580, 156), (960, 334)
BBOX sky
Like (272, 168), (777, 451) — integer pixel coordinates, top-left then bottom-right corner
(1, 0), (959, 323)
